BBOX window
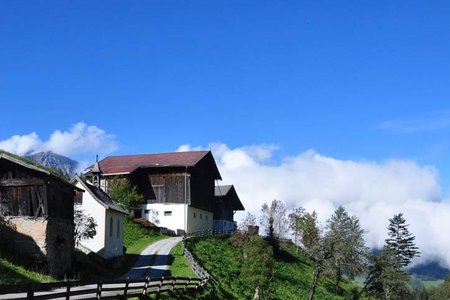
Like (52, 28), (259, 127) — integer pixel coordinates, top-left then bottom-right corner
(110, 217), (113, 238)
(153, 184), (165, 202)
(74, 191), (83, 205)
(117, 220), (120, 238)
(205, 215), (208, 221)
(164, 211), (172, 216)
(200, 214), (202, 219)
(193, 212), (196, 218)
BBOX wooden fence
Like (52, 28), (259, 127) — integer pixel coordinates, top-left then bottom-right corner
(0, 276), (207, 300)
(0, 230), (233, 299)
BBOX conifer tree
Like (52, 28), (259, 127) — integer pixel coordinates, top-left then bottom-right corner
(385, 213), (420, 269)
(326, 206), (369, 295)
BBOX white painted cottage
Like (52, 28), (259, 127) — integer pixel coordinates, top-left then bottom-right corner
(72, 175), (127, 260)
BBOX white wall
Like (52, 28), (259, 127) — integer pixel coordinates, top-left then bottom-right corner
(186, 206), (213, 233)
(75, 180), (124, 259)
(141, 203), (213, 234)
(75, 182), (106, 255)
(104, 210), (124, 259)
(142, 203), (187, 234)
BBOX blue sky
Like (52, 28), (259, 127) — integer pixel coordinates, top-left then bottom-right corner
(3, 0), (450, 266)
(2, 1), (450, 158)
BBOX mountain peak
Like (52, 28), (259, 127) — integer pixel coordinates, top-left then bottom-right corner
(26, 151), (79, 177)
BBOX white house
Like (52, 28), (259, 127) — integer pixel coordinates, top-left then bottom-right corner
(72, 176), (127, 260)
(89, 151), (236, 235)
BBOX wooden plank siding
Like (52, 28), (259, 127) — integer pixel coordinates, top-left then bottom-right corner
(0, 158), (74, 220)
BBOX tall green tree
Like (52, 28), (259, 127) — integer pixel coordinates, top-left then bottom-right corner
(385, 213), (420, 269)
(364, 213), (419, 300)
(326, 206), (369, 295)
(109, 179), (144, 212)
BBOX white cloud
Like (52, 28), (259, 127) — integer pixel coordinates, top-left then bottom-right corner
(180, 142), (450, 268)
(0, 122), (118, 157)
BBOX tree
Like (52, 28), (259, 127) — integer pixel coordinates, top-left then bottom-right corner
(74, 207), (97, 246)
(292, 209), (334, 300)
(288, 207), (306, 253)
(364, 213), (419, 300)
(326, 206), (369, 295)
(260, 199), (288, 241)
(385, 213), (420, 269)
(109, 179), (144, 212)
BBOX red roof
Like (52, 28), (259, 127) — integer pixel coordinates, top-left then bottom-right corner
(98, 151), (215, 175)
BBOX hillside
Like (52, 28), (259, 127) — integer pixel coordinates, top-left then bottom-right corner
(188, 235), (362, 300)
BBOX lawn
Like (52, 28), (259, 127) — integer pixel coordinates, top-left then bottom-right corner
(0, 257), (55, 285)
(169, 241), (196, 278)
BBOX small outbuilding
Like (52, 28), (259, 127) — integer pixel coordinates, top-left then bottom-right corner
(0, 151), (80, 277)
(72, 175), (127, 260)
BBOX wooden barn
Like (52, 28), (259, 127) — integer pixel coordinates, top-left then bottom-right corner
(0, 151), (80, 277)
(214, 185), (245, 231)
(89, 151), (223, 235)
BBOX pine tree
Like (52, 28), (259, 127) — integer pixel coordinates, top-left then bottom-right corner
(385, 213), (420, 269)
(364, 213), (419, 299)
(326, 206), (369, 295)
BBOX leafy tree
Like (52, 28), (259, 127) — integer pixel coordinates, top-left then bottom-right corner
(292, 209), (334, 300)
(74, 207), (97, 246)
(288, 207), (306, 253)
(260, 199), (288, 241)
(429, 275), (450, 299)
(326, 206), (369, 295)
(109, 179), (144, 211)
(241, 235), (274, 300)
(232, 212), (259, 249)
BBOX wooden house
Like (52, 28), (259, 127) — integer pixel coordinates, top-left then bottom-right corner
(0, 152), (80, 277)
(71, 175), (127, 260)
(90, 151), (223, 235)
(213, 185), (245, 231)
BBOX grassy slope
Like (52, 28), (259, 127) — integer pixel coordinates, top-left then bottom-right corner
(0, 217), (167, 284)
(190, 236), (363, 300)
(0, 258), (56, 285)
(169, 242), (196, 278)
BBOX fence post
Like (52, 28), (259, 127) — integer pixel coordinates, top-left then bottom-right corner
(96, 280), (102, 299)
(158, 276), (163, 293)
(66, 281), (71, 300)
(124, 277), (129, 297)
(142, 276), (149, 295)
(26, 283), (34, 300)
(172, 276), (176, 290)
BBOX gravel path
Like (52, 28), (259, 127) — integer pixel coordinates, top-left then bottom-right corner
(121, 236), (183, 279)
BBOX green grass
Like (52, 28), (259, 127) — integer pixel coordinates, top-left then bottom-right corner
(0, 257), (55, 285)
(188, 236), (365, 300)
(169, 242), (196, 278)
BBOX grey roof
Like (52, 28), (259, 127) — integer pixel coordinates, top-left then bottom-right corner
(90, 161), (102, 173)
(215, 185), (233, 197)
(215, 185), (245, 211)
(72, 176), (128, 215)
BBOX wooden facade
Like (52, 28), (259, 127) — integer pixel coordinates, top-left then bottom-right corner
(102, 151), (220, 213)
(0, 152), (79, 277)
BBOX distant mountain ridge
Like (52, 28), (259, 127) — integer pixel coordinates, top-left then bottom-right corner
(26, 151), (79, 177)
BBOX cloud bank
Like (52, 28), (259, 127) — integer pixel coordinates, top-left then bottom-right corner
(0, 122), (118, 158)
(179, 142), (450, 268)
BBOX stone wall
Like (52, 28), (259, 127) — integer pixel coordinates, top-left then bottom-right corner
(6, 217), (74, 277)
